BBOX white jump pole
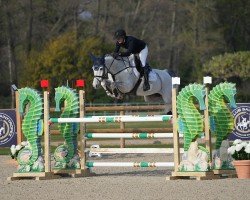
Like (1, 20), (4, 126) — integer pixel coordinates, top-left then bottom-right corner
(86, 162), (174, 168)
(88, 147), (185, 154)
(85, 133), (183, 139)
(50, 115), (172, 123)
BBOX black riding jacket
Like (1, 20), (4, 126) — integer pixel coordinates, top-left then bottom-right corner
(114, 36), (146, 57)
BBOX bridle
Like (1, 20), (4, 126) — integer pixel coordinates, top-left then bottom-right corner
(92, 65), (107, 84)
(92, 55), (131, 83)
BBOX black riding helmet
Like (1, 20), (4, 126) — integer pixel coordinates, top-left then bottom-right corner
(114, 29), (126, 40)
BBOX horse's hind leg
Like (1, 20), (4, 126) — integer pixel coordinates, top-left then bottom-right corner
(164, 104), (172, 114)
(160, 93), (172, 114)
(144, 95), (153, 103)
(144, 94), (171, 114)
(144, 94), (162, 103)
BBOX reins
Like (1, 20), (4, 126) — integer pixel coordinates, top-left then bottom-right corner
(93, 55), (141, 96)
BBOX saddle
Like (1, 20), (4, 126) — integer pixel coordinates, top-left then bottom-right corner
(109, 55), (152, 97)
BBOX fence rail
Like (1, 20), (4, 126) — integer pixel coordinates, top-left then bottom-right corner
(50, 104), (166, 112)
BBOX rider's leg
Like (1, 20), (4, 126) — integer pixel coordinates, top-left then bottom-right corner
(128, 54), (136, 67)
(142, 67), (150, 91)
(139, 46), (150, 91)
(129, 54), (140, 77)
(139, 46), (148, 67)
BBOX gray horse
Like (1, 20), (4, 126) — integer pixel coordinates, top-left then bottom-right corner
(90, 54), (173, 112)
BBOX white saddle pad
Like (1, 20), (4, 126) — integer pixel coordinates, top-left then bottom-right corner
(149, 70), (157, 82)
(132, 67), (157, 82)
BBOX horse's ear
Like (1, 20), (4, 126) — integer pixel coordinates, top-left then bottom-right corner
(101, 55), (105, 63)
(89, 53), (96, 62)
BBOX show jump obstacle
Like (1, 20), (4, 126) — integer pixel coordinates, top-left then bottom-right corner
(8, 77), (237, 180)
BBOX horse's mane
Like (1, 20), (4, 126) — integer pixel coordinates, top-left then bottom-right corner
(105, 54), (113, 58)
(105, 54), (130, 62)
(103, 54), (134, 76)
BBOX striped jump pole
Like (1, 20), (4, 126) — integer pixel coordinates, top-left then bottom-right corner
(50, 115), (172, 123)
(85, 133), (183, 139)
(86, 162), (174, 168)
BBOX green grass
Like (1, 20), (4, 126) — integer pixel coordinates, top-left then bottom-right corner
(50, 121), (172, 130)
(49, 121), (172, 142)
(100, 143), (176, 148)
(85, 121), (171, 129)
(0, 147), (11, 155)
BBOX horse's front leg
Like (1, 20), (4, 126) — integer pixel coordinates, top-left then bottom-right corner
(101, 81), (116, 98)
(110, 82), (124, 99)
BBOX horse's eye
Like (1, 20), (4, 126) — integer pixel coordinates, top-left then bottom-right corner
(99, 67), (103, 70)
(93, 66), (99, 71)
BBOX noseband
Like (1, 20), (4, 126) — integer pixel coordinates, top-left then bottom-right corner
(92, 57), (110, 83)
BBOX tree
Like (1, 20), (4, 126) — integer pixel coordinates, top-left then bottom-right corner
(20, 32), (113, 103)
(203, 51), (250, 80)
(1, 0), (250, 108)
(175, 0), (226, 84)
(203, 51), (250, 101)
(215, 0), (250, 51)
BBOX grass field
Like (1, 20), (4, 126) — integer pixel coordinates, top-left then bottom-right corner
(50, 121), (172, 130)
(0, 148), (11, 155)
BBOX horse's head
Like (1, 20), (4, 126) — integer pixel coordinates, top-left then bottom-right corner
(89, 53), (107, 89)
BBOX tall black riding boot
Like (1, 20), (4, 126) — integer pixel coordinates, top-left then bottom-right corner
(143, 67), (150, 91)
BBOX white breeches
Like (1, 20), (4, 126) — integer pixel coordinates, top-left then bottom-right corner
(139, 45), (148, 67)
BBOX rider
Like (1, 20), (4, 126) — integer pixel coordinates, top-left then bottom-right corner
(113, 29), (150, 91)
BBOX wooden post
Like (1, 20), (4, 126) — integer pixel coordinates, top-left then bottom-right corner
(79, 89), (87, 170)
(172, 83), (180, 172)
(120, 110), (125, 148)
(203, 77), (213, 163)
(15, 91), (23, 144)
(167, 77), (220, 180)
(8, 81), (57, 180)
(73, 79), (94, 177)
(43, 90), (51, 173)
